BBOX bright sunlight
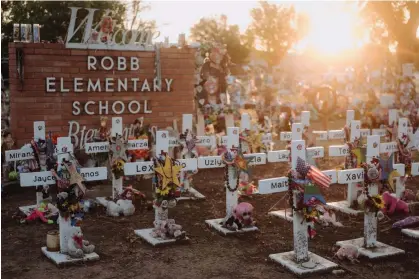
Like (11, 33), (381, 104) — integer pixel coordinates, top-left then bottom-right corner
(294, 2), (364, 54)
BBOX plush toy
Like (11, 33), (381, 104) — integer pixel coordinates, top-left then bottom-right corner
(392, 216), (419, 229)
(319, 211), (343, 227)
(67, 230), (95, 258)
(22, 203), (57, 224)
(224, 202), (255, 230)
(238, 172), (257, 196)
(151, 220), (168, 239)
(166, 219), (186, 239)
(334, 244), (359, 263)
(88, 29), (99, 44)
(402, 189), (418, 202)
(179, 129), (199, 158)
(205, 123), (215, 136)
(106, 199), (135, 217)
(119, 185), (146, 201)
(382, 191), (409, 215)
(8, 170), (18, 181)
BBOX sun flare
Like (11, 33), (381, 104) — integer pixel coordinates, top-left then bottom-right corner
(294, 2), (365, 55)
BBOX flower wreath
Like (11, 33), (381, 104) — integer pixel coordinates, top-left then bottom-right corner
(360, 162), (385, 214)
(221, 145), (255, 192)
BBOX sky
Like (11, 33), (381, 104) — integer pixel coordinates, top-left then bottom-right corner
(134, 0), (365, 54)
(139, 1), (259, 41)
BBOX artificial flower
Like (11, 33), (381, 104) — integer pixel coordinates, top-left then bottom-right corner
(371, 194), (385, 209)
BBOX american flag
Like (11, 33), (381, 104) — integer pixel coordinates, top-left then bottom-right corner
(307, 166), (331, 189)
(296, 156), (331, 189)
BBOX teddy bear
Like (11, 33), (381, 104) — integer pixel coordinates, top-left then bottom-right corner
(334, 244), (359, 263)
(224, 202), (255, 231)
(382, 191), (409, 215)
(106, 199), (135, 217)
(166, 219), (186, 240)
(151, 220), (169, 239)
(67, 230), (95, 258)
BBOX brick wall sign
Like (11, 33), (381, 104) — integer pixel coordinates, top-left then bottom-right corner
(9, 43), (195, 147)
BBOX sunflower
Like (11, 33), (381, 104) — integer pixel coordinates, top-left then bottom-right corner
(156, 186), (170, 196)
(371, 194), (385, 209)
(303, 207), (320, 220)
(115, 159), (125, 169)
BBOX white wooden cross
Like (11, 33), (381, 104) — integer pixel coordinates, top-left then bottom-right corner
(336, 135), (405, 259)
(6, 121), (53, 215)
(169, 114), (218, 157)
(90, 117), (149, 207)
(327, 119), (364, 215)
(204, 126), (260, 235)
(126, 130), (194, 246)
(176, 114), (205, 200)
(390, 116), (419, 239)
(279, 110), (330, 146)
(240, 113), (252, 153)
(266, 121), (329, 222)
(402, 157), (419, 239)
(392, 117), (409, 198)
(258, 138), (338, 274)
(196, 110), (234, 136)
(36, 137), (107, 265)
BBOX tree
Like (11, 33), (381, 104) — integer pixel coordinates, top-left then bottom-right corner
(190, 15), (251, 65)
(246, 1), (300, 70)
(127, 0), (156, 31)
(1, 1), (153, 56)
(359, 1), (419, 66)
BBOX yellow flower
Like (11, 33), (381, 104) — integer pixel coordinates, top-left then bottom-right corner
(156, 187), (170, 196)
(371, 195), (385, 209)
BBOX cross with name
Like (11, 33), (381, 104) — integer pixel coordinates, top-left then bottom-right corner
(88, 117), (149, 208)
(176, 114), (205, 200)
(205, 126), (260, 235)
(335, 135), (405, 259)
(258, 138), (338, 275)
(327, 118), (365, 215)
(266, 121), (329, 222)
(125, 130), (193, 246)
(19, 137), (108, 265)
(6, 121), (53, 216)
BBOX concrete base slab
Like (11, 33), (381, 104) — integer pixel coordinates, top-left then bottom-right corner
(96, 197), (109, 207)
(134, 228), (189, 246)
(268, 209), (293, 222)
(336, 238), (405, 259)
(205, 218), (258, 235)
(401, 228), (419, 239)
(19, 204), (37, 216)
(327, 200), (363, 216)
(41, 247), (99, 266)
(177, 187), (206, 201)
(269, 251), (338, 276)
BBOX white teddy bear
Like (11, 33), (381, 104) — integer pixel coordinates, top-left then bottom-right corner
(67, 230), (95, 258)
(106, 199), (135, 217)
